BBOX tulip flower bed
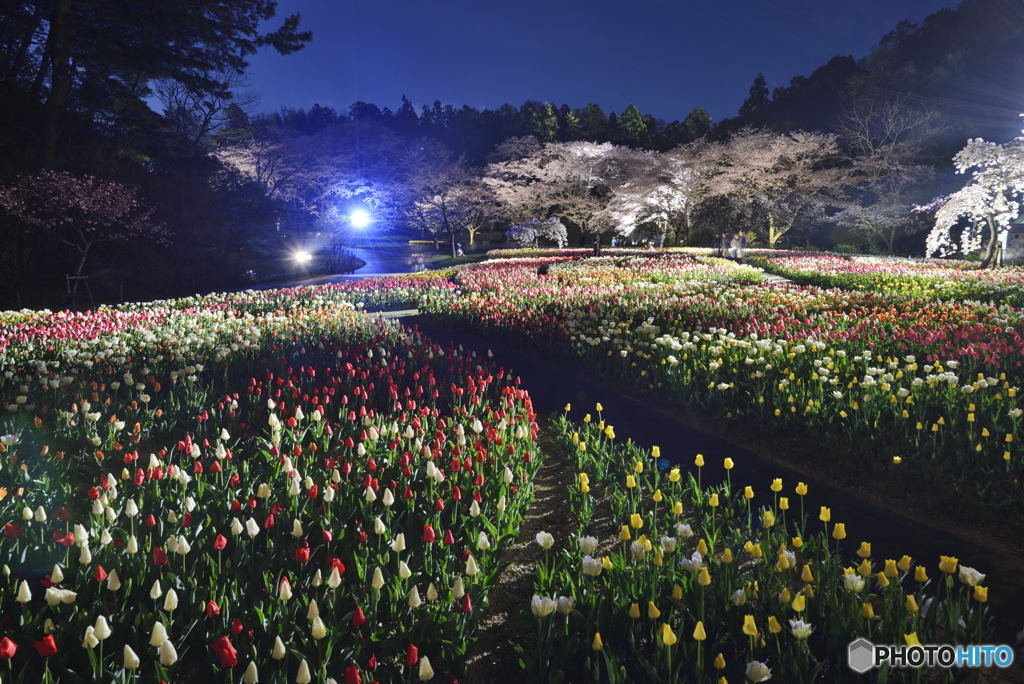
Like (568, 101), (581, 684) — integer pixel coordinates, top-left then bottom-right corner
(0, 292), (542, 683)
(747, 253), (1024, 307)
(519, 406), (990, 683)
(411, 254), (1024, 517)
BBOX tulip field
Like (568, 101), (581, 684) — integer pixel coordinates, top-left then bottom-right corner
(0, 248), (1020, 682)
(0, 293), (541, 682)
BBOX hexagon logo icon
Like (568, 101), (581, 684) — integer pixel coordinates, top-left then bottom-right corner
(848, 638), (875, 674)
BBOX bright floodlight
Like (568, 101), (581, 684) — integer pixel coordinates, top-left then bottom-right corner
(294, 250), (312, 263)
(350, 209), (371, 228)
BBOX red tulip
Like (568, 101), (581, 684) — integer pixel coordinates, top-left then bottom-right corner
(451, 486), (462, 501)
(444, 529), (455, 545)
(295, 547), (310, 563)
(210, 636), (237, 668)
(461, 593), (473, 613)
(182, 512), (192, 527)
(213, 534), (228, 550)
(231, 617), (243, 635)
(145, 514), (157, 527)
(264, 514), (275, 529)
(322, 530), (333, 542)
(88, 486), (101, 500)
(34, 634), (57, 657)
(3, 523), (22, 538)
(94, 565), (108, 582)
(193, 460), (203, 474)
(345, 664), (363, 684)
(423, 524), (435, 543)
(0, 637), (16, 659)
(403, 485), (414, 499)
(227, 472), (238, 486)
(206, 600), (220, 618)
(308, 484), (318, 499)
(154, 547), (168, 566)
(405, 644), (419, 666)
(61, 532), (74, 548)
(434, 498), (444, 512)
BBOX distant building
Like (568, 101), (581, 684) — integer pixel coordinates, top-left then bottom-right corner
(1004, 219), (1024, 254)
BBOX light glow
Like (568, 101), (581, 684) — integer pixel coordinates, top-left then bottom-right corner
(350, 210), (371, 228)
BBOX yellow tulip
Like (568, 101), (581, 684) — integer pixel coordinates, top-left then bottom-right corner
(626, 475), (636, 489)
(877, 572), (890, 588)
(779, 497), (789, 510)
(884, 559), (898, 578)
(662, 623), (678, 646)
(791, 594), (806, 612)
(630, 513), (643, 529)
(620, 526), (631, 541)
(832, 523), (846, 540)
(669, 468), (680, 483)
(709, 493), (719, 507)
(804, 584), (814, 599)
(819, 506), (830, 522)
(904, 632), (921, 647)
(583, 414), (591, 423)
(768, 616), (781, 634)
(652, 489), (662, 502)
(744, 486), (754, 499)
(692, 621), (706, 641)
(672, 501), (683, 515)
(602, 556), (612, 570)
(724, 458), (734, 470)
(857, 542), (871, 558)
(801, 565), (814, 583)
(938, 556), (958, 574)
(652, 446), (660, 459)
(750, 544), (763, 559)
(596, 403), (603, 412)
(672, 584), (683, 600)
(629, 603), (640, 619)
(779, 588), (791, 604)
(763, 510), (775, 527)
(564, 403), (571, 412)
(648, 601), (660, 619)
(770, 478), (782, 492)
(714, 653), (726, 670)
(796, 482), (807, 496)
(696, 539), (708, 556)
(633, 460), (643, 474)
(791, 536), (803, 549)
(722, 548), (733, 564)
(698, 567), (711, 586)
(857, 559), (872, 577)
(914, 566), (928, 583)
(898, 555), (912, 572)
(906, 595), (918, 613)
(862, 603), (874, 619)
(605, 426), (615, 440)
(695, 453), (704, 467)
(742, 615), (757, 636)
(775, 555), (790, 572)
(974, 585), (988, 603)
(592, 632), (603, 651)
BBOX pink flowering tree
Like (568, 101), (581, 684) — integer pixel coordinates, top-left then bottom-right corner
(0, 171), (170, 291)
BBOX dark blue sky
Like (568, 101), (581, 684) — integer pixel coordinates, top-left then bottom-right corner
(245, 0), (955, 123)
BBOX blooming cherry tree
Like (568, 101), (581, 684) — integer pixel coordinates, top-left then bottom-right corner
(505, 217), (568, 248)
(0, 171), (169, 291)
(926, 128), (1024, 267)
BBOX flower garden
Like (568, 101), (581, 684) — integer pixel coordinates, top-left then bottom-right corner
(0, 249), (1020, 682)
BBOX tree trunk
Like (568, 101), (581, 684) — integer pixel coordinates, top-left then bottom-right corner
(979, 217), (998, 269)
(43, 0), (73, 167)
(450, 232), (457, 259)
(768, 213), (778, 248)
(69, 244), (90, 294)
(29, 44), (49, 98)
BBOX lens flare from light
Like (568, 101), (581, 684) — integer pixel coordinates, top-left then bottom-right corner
(350, 210), (371, 228)
(294, 251), (312, 263)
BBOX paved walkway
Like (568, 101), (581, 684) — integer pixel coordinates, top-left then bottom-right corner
(760, 272), (797, 287)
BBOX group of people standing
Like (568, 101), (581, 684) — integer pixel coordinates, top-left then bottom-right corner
(712, 231), (747, 261)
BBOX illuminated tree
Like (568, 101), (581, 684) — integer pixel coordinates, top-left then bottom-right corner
(926, 129), (1024, 267)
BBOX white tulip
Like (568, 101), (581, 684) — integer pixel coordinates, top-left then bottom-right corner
(124, 645), (141, 670)
(159, 640), (178, 666)
(244, 661), (259, 684)
(150, 580), (163, 600)
(408, 586), (422, 608)
(16, 580), (31, 603)
(272, 636), (287, 660)
(531, 595), (557, 617)
(372, 567), (384, 590)
(296, 659), (312, 684)
(150, 621), (169, 646)
(164, 589), (179, 611)
(93, 615), (112, 641)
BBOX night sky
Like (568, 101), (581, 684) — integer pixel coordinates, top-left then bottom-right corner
(245, 0), (955, 124)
